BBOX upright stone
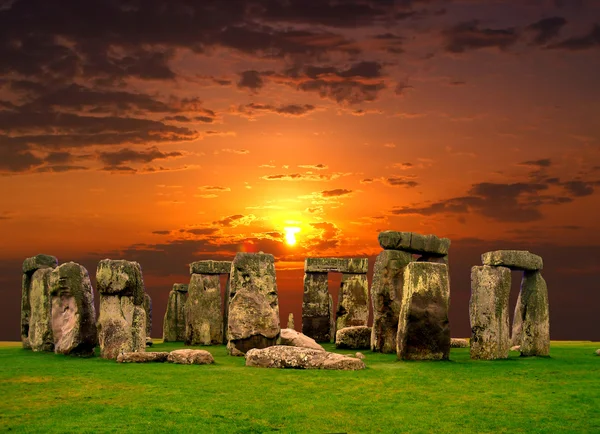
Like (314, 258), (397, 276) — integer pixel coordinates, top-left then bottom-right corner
(96, 259), (146, 359)
(163, 284), (188, 342)
(335, 273), (369, 337)
(185, 274), (223, 345)
(469, 265), (511, 360)
(223, 276), (231, 344)
(371, 250), (413, 353)
(144, 293), (152, 345)
(287, 313), (295, 330)
(397, 262), (450, 361)
(511, 291), (523, 347)
(49, 262), (98, 356)
(227, 252), (280, 355)
(28, 268), (54, 352)
(519, 271), (550, 356)
(302, 272), (331, 342)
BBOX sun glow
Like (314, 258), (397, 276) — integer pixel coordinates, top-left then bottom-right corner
(284, 226), (301, 246)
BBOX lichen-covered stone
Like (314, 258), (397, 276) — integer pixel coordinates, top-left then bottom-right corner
(189, 260), (232, 275)
(163, 284), (187, 342)
(49, 262), (98, 356)
(144, 293), (152, 338)
(22, 254), (58, 274)
(378, 231), (450, 256)
(397, 262), (450, 361)
(227, 252), (280, 355)
(336, 326), (372, 350)
(28, 268), (54, 352)
(245, 346), (365, 370)
(279, 328), (325, 351)
(185, 274), (223, 345)
(168, 349), (215, 365)
(481, 250), (543, 271)
(222, 276), (230, 344)
(287, 313), (295, 330)
(173, 283), (188, 293)
(302, 272), (331, 342)
(116, 352), (169, 363)
(469, 265), (511, 360)
(304, 257), (368, 274)
(96, 259), (145, 305)
(511, 291), (523, 346)
(519, 271), (550, 356)
(451, 338), (469, 348)
(335, 273), (369, 336)
(371, 250), (413, 353)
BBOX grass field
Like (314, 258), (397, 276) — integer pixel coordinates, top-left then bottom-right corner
(1, 341), (599, 433)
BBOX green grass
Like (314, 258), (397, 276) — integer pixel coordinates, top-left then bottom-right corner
(1, 341), (599, 433)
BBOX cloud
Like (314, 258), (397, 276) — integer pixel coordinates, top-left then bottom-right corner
(385, 177), (419, 187)
(321, 188), (352, 197)
(547, 23), (600, 50)
(298, 164), (328, 170)
(442, 21), (519, 53)
(98, 146), (183, 167)
(306, 221), (341, 252)
(198, 185), (231, 192)
(519, 158), (552, 168)
(219, 148), (250, 155)
(527, 16), (568, 45)
(235, 103), (317, 118)
(214, 214), (256, 227)
(238, 70), (265, 91)
(261, 172), (346, 182)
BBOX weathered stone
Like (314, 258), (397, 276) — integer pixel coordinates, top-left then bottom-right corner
(302, 272), (331, 342)
(116, 352), (169, 363)
(451, 338), (469, 348)
(146, 337), (153, 347)
(185, 274), (223, 345)
(287, 313), (295, 330)
(227, 252), (280, 355)
(336, 326), (372, 350)
(378, 231), (450, 256)
(49, 262), (98, 356)
(335, 273), (369, 336)
(279, 328), (325, 351)
(519, 271), (550, 357)
(168, 349), (215, 365)
(96, 259), (145, 305)
(222, 276), (230, 344)
(163, 284), (187, 342)
(22, 254), (58, 274)
(511, 345), (521, 352)
(304, 257), (368, 274)
(511, 291), (523, 346)
(329, 294), (334, 343)
(28, 268), (54, 352)
(595, 349), (600, 356)
(355, 352), (365, 360)
(481, 250), (543, 271)
(371, 250), (413, 353)
(144, 293), (152, 338)
(189, 260), (232, 275)
(245, 346), (365, 370)
(469, 266), (511, 360)
(397, 262), (450, 361)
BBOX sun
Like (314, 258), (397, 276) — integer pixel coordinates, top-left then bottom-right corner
(284, 227), (301, 246)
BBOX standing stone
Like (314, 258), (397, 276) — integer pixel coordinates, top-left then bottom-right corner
(96, 259), (146, 359)
(335, 273), (369, 337)
(287, 313), (295, 330)
(185, 274), (223, 345)
(371, 250), (413, 353)
(49, 262), (98, 356)
(519, 271), (550, 357)
(21, 254), (58, 349)
(163, 284), (187, 342)
(227, 252), (280, 355)
(469, 265), (511, 360)
(511, 291), (523, 347)
(329, 294), (334, 343)
(302, 272), (330, 342)
(223, 276), (230, 344)
(397, 262), (450, 361)
(144, 293), (152, 346)
(28, 268), (54, 352)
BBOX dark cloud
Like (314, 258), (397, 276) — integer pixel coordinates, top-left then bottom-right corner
(548, 23), (600, 50)
(184, 228), (220, 236)
(321, 188), (353, 197)
(561, 180), (596, 197)
(152, 230), (171, 235)
(238, 70), (265, 91)
(385, 177), (418, 187)
(236, 102), (317, 117)
(98, 147), (183, 167)
(527, 16), (567, 45)
(214, 214), (246, 227)
(520, 158), (552, 167)
(443, 21), (519, 53)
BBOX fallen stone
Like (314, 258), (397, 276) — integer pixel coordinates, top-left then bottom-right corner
(28, 268), (54, 352)
(163, 284), (187, 342)
(378, 231), (450, 256)
(302, 272), (331, 343)
(245, 346), (365, 370)
(279, 328), (325, 351)
(304, 257), (368, 274)
(189, 260), (232, 275)
(451, 338), (469, 348)
(168, 349), (215, 365)
(519, 271), (550, 357)
(335, 273), (369, 334)
(355, 352), (365, 360)
(287, 313), (295, 330)
(595, 349), (600, 356)
(116, 352), (169, 363)
(481, 250), (543, 271)
(144, 293), (152, 339)
(185, 273), (223, 345)
(336, 326), (372, 350)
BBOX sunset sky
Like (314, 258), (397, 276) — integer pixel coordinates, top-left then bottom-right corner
(1, 0), (599, 342)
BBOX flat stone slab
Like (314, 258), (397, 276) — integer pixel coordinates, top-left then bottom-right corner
(481, 250), (543, 271)
(304, 257), (368, 274)
(117, 352), (169, 363)
(23, 254), (58, 274)
(336, 326), (372, 350)
(279, 328), (324, 351)
(378, 231), (450, 256)
(450, 338), (469, 348)
(245, 346), (365, 370)
(189, 260), (232, 275)
(168, 349), (215, 365)
(173, 283), (189, 293)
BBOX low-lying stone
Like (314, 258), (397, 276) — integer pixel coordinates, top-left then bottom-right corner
(116, 352), (169, 363)
(450, 338), (469, 348)
(336, 326), (372, 350)
(168, 349), (215, 365)
(355, 352), (365, 360)
(304, 257), (368, 274)
(189, 260), (232, 275)
(279, 328), (324, 351)
(378, 231), (450, 256)
(245, 346), (365, 370)
(595, 349), (600, 356)
(481, 250), (543, 271)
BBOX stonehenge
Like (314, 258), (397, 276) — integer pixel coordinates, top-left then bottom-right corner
(144, 293), (153, 346)
(336, 326), (372, 350)
(245, 346), (366, 370)
(28, 268), (55, 352)
(163, 283), (188, 342)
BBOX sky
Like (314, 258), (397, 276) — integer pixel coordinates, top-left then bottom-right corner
(1, 0), (599, 342)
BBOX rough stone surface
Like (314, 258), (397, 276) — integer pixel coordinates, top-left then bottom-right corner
(245, 346), (365, 370)
(163, 284), (187, 342)
(469, 265), (511, 360)
(595, 349), (600, 356)
(287, 313), (295, 330)
(511, 291), (523, 347)
(371, 250), (413, 353)
(355, 352), (365, 360)
(28, 268), (54, 352)
(222, 276), (230, 344)
(304, 257), (368, 274)
(279, 328), (325, 351)
(451, 338), (469, 348)
(189, 260), (232, 275)
(302, 272), (331, 342)
(336, 326), (372, 349)
(49, 262), (98, 356)
(117, 352), (169, 363)
(227, 252), (280, 355)
(397, 262), (451, 361)
(22, 254), (58, 274)
(144, 293), (152, 338)
(511, 345), (521, 352)
(96, 259), (145, 305)
(335, 273), (369, 336)
(378, 231), (450, 256)
(481, 250), (543, 271)
(185, 273), (223, 345)
(168, 349), (215, 365)
(173, 283), (189, 293)
(519, 271), (550, 357)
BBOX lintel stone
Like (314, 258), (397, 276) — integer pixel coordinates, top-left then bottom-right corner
(378, 231), (450, 256)
(481, 250), (543, 271)
(304, 257), (368, 274)
(189, 260), (232, 275)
